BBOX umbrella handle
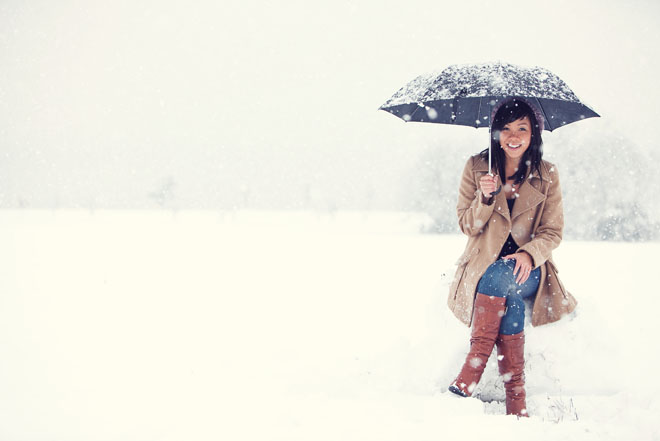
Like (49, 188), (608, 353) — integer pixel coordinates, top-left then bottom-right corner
(487, 170), (502, 196)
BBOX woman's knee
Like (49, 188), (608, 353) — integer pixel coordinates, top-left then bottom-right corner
(476, 260), (517, 297)
(484, 259), (515, 278)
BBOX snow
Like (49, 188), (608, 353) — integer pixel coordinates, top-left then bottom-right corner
(380, 62), (582, 107)
(0, 209), (658, 441)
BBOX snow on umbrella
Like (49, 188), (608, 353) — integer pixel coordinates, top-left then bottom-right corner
(379, 61), (599, 131)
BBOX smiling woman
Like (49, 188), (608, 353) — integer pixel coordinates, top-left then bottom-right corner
(447, 98), (577, 418)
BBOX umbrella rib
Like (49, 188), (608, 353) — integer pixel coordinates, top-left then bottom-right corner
(532, 97), (552, 131)
(477, 97), (483, 128)
(408, 103), (424, 122)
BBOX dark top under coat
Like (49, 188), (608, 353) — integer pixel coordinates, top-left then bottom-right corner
(497, 198), (518, 259)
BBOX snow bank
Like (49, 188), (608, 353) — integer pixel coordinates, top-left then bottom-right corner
(0, 210), (656, 441)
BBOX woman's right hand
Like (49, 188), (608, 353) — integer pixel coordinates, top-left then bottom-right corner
(479, 174), (499, 199)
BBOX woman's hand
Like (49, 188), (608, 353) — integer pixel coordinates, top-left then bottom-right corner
(479, 174), (499, 199)
(502, 251), (534, 285)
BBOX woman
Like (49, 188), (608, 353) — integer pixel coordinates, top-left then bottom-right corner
(446, 98), (577, 417)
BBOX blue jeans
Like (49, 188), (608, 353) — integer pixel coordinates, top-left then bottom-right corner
(476, 258), (540, 335)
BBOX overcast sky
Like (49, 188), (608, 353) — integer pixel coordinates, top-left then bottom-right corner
(1, 0), (659, 210)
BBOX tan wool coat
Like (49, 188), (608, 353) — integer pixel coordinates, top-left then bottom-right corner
(447, 154), (577, 327)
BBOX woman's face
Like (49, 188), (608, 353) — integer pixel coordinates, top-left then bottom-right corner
(498, 116), (532, 163)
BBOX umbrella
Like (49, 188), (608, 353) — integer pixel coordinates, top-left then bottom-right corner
(379, 62), (599, 180)
(380, 61), (599, 130)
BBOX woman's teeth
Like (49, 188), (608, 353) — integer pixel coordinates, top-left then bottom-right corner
(507, 144), (522, 149)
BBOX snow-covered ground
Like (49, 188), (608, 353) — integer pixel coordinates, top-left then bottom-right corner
(0, 210), (657, 441)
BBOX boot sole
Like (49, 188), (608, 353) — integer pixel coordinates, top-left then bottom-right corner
(448, 384), (468, 397)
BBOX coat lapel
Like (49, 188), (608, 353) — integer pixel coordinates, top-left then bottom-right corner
(511, 174), (545, 221)
(493, 184), (510, 222)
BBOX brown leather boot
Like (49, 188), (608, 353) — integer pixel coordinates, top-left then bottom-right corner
(449, 293), (507, 397)
(496, 332), (529, 417)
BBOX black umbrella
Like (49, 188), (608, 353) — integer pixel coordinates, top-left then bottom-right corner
(380, 62), (598, 130)
(379, 62), (599, 178)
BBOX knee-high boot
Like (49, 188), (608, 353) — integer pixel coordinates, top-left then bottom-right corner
(449, 293), (507, 397)
(496, 332), (529, 417)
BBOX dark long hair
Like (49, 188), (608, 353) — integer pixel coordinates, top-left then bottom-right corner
(480, 99), (544, 184)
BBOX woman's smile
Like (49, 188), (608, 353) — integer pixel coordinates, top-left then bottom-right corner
(499, 116), (532, 161)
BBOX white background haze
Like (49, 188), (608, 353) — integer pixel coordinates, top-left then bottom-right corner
(1, 0), (660, 211)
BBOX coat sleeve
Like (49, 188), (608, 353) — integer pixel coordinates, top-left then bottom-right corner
(517, 165), (564, 268)
(457, 156), (496, 237)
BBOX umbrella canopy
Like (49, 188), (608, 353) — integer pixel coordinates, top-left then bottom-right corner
(379, 62), (599, 131)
